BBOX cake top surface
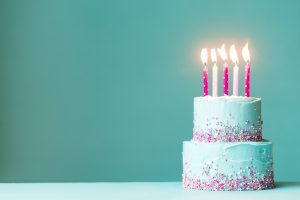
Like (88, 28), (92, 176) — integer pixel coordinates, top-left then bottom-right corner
(194, 96), (261, 103)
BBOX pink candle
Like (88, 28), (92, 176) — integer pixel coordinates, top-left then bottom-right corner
(201, 48), (209, 96)
(203, 65), (209, 96)
(223, 63), (229, 95)
(244, 63), (250, 97)
(242, 43), (251, 97)
(218, 44), (229, 96)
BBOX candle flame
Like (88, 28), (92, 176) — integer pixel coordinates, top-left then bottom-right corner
(211, 48), (217, 63)
(201, 48), (208, 64)
(242, 42), (250, 62)
(229, 45), (238, 64)
(217, 44), (228, 61)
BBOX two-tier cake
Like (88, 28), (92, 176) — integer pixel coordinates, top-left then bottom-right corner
(182, 96), (275, 191)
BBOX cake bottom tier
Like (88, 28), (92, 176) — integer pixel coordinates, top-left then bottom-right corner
(182, 140), (275, 191)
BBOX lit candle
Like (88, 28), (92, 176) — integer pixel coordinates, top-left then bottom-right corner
(211, 48), (218, 97)
(201, 48), (209, 96)
(242, 43), (251, 97)
(230, 45), (239, 96)
(217, 44), (228, 96)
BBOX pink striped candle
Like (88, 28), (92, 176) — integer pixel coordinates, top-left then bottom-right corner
(201, 48), (209, 96)
(244, 63), (250, 97)
(223, 63), (229, 95)
(242, 43), (251, 97)
(218, 44), (229, 96)
(203, 65), (209, 96)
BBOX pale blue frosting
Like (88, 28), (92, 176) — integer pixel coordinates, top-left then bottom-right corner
(183, 140), (274, 182)
(193, 96), (262, 141)
(183, 96), (274, 190)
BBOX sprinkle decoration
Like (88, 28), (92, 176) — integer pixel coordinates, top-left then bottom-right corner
(182, 161), (275, 191)
(193, 116), (263, 142)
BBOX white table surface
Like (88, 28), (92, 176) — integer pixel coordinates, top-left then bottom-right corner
(0, 182), (299, 200)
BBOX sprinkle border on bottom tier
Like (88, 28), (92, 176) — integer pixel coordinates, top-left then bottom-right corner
(182, 161), (275, 191)
(182, 172), (275, 191)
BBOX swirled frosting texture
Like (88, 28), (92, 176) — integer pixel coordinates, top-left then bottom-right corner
(193, 96), (262, 142)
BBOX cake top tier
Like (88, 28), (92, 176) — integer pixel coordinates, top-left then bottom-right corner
(193, 96), (263, 142)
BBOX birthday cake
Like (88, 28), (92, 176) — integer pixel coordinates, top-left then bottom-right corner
(182, 44), (275, 191)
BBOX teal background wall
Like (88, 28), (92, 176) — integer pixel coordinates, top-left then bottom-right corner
(0, 0), (299, 182)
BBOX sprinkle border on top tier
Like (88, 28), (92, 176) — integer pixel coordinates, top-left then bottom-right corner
(193, 115), (263, 142)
